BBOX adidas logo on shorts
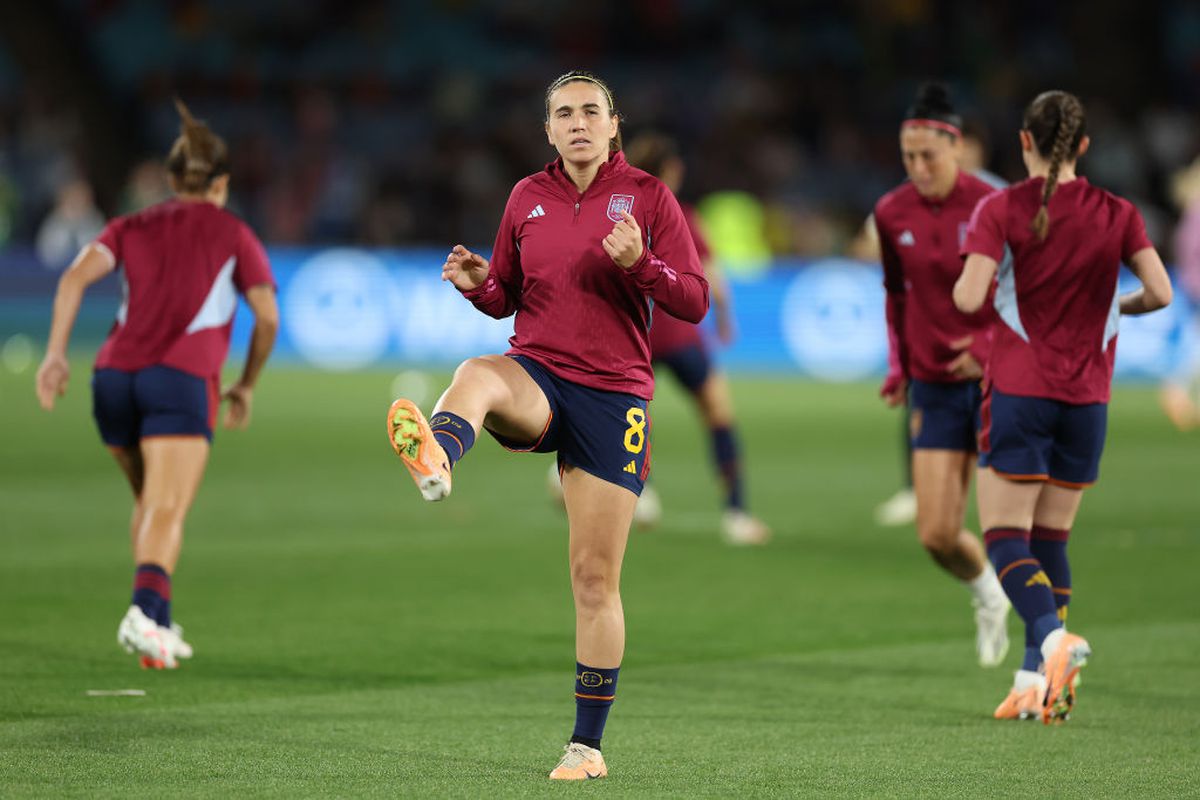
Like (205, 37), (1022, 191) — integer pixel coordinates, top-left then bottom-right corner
(623, 461), (637, 474)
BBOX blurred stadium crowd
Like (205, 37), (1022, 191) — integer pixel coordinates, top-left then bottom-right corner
(0, 0), (1198, 267)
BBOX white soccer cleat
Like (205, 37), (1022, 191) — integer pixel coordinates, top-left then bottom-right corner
(632, 484), (662, 529)
(548, 742), (607, 780)
(722, 510), (770, 546)
(160, 622), (193, 660)
(874, 488), (916, 526)
(973, 595), (1011, 667)
(117, 605), (176, 669)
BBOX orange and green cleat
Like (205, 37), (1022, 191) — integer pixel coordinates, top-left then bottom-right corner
(548, 742), (607, 781)
(1041, 631), (1091, 724)
(387, 399), (452, 502)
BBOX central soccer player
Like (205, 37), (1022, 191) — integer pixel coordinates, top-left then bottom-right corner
(956, 90), (1172, 723)
(873, 83), (1012, 666)
(386, 71), (708, 779)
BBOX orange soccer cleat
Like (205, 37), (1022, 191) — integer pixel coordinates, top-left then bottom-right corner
(1041, 630), (1091, 724)
(387, 399), (452, 502)
(993, 671), (1046, 720)
(548, 742), (607, 780)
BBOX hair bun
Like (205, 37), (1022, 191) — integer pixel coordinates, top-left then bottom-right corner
(914, 82), (955, 114)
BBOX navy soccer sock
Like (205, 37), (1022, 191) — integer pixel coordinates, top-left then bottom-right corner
(984, 528), (1061, 648)
(430, 412), (475, 470)
(1031, 525), (1071, 625)
(1021, 635), (1041, 672)
(571, 663), (619, 750)
(710, 426), (744, 510)
(132, 564), (170, 627)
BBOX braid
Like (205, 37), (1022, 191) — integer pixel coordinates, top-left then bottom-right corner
(1031, 95), (1083, 241)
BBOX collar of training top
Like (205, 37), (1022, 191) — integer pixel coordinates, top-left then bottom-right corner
(545, 150), (629, 189)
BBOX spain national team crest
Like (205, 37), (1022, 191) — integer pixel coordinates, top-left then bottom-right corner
(606, 194), (635, 222)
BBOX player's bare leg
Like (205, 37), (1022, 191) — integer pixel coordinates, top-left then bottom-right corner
(435, 355), (551, 443)
(116, 436), (208, 668)
(107, 445), (145, 559)
(563, 467), (635, 668)
(551, 466), (636, 780)
(913, 449), (982, 577)
(134, 437), (209, 572)
(913, 450), (1008, 665)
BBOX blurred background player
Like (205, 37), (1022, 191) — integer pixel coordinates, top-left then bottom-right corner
(385, 71), (707, 779)
(854, 116), (1005, 527)
(1159, 156), (1200, 430)
(549, 131), (770, 545)
(956, 90), (1172, 722)
(34, 100), (279, 669)
(873, 83), (1011, 668)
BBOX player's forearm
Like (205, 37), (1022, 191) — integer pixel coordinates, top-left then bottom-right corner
(1119, 287), (1171, 316)
(45, 272), (87, 356)
(236, 318), (277, 389)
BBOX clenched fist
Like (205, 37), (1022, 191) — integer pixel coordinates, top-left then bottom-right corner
(601, 211), (644, 269)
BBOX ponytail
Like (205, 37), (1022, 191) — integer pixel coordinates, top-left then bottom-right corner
(166, 98), (229, 195)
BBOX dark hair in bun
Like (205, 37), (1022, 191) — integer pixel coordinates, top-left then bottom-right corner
(904, 82), (963, 135)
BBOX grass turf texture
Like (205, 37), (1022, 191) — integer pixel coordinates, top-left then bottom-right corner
(1, 363), (1197, 798)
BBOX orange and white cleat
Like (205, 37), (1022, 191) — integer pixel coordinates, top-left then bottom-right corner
(1041, 630), (1091, 724)
(387, 399), (452, 502)
(117, 605), (176, 669)
(993, 670), (1046, 720)
(548, 742), (607, 781)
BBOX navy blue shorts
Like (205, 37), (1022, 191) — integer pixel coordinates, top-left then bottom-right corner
(92, 366), (215, 447)
(655, 343), (713, 393)
(978, 386), (1107, 487)
(908, 378), (982, 452)
(487, 355), (650, 495)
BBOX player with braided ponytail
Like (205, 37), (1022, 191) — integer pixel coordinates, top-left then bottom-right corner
(955, 90), (1172, 723)
(36, 99), (277, 670)
(1028, 92), (1086, 240)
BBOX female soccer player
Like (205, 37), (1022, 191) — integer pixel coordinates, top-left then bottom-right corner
(873, 83), (1011, 667)
(956, 90), (1172, 723)
(387, 71), (707, 780)
(35, 100), (278, 669)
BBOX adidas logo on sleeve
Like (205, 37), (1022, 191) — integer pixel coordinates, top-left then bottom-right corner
(527, 204), (546, 219)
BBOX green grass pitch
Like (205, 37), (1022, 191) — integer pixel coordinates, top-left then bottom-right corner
(1, 363), (1197, 797)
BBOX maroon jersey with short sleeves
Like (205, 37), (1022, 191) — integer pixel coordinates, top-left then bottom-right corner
(875, 171), (998, 384)
(961, 177), (1152, 404)
(93, 199), (274, 381)
(649, 204), (711, 357)
(462, 152), (709, 399)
